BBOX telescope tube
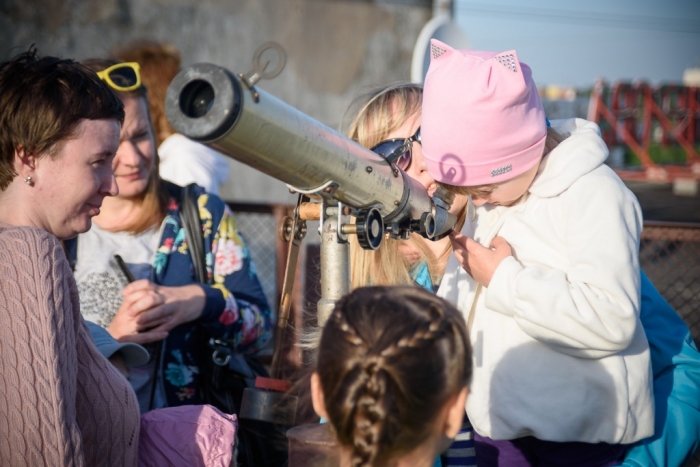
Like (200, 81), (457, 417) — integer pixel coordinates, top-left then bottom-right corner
(165, 63), (451, 232)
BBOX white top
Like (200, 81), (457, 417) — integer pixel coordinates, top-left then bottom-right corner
(438, 119), (654, 444)
(73, 222), (166, 412)
(158, 133), (230, 196)
(74, 222), (160, 327)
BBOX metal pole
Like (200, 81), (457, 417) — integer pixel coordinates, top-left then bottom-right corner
(317, 201), (349, 327)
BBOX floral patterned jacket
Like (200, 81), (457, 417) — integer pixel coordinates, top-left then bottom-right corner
(66, 182), (273, 407)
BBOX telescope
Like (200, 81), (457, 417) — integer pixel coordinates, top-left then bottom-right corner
(165, 62), (457, 325)
(165, 58), (458, 452)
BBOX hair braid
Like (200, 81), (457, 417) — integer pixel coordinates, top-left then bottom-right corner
(317, 286), (472, 467)
(330, 310), (391, 466)
(332, 310), (365, 348)
(350, 354), (388, 467)
(382, 300), (450, 358)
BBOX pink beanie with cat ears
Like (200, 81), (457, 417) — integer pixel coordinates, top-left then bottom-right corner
(421, 39), (547, 187)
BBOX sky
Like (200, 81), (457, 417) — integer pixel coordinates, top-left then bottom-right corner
(452, 0), (700, 88)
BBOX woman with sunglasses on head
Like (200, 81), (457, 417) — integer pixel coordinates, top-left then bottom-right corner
(349, 82), (700, 466)
(64, 58), (273, 413)
(0, 49), (140, 465)
(111, 40), (230, 196)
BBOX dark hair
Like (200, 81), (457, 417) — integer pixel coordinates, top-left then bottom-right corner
(317, 286), (472, 467)
(0, 47), (124, 191)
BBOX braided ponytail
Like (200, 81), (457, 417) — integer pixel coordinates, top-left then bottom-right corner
(316, 286), (471, 467)
(349, 354), (389, 466)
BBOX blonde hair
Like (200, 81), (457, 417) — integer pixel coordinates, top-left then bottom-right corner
(345, 83), (443, 289)
(439, 127), (565, 197)
(81, 58), (168, 234)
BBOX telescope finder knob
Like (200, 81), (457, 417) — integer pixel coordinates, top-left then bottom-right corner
(355, 208), (383, 250)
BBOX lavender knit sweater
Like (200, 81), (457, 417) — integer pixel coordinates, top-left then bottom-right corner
(0, 224), (140, 466)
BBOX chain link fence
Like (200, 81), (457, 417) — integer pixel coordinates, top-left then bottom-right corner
(229, 208), (280, 312)
(228, 205), (700, 463)
(227, 203), (292, 358)
(640, 221), (700, 346)
(228, 203), (700, 346)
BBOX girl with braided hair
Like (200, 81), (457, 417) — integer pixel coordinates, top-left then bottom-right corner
(310, 286), (472, 467)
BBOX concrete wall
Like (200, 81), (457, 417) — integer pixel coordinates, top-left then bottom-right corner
(1, 0), (431, 203)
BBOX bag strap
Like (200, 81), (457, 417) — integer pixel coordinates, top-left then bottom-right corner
(149, 184), (207, 411)
(181, 183), (208, 285)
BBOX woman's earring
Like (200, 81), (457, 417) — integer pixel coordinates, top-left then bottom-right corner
(25, 176), (33, 186)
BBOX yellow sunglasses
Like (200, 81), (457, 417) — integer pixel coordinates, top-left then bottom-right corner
(96, 62), (141, 92)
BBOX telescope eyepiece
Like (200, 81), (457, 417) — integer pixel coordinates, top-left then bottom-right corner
(411, 212), (436, 239)
(180, 79), (216, 118)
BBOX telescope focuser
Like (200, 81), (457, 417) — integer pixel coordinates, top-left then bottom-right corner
(350, 208), (383, 250)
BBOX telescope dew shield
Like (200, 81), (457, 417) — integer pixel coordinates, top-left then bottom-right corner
(165, 63), (435, 226)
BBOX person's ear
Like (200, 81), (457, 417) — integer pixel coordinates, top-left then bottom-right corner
(310, 372), (329, 421)
(444, 387), (469, 439)
(14, 146), (38, 175)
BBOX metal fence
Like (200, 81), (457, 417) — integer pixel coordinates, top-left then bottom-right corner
(640, 221), (700, 345)
(228, 203), (700, 346)
(229, 206), (700, 464)
(228, 206), (282, 313)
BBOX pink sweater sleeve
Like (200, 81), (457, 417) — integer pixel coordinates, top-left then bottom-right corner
(0, 227), (85, 466)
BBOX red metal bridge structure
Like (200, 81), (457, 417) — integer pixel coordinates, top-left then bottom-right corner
(588, 80), (700, 182)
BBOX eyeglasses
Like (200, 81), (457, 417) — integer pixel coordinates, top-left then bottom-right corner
(96, 62), (141, 92)
(370, 126), (421, 171)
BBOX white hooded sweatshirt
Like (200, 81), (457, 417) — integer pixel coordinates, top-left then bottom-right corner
(158, 133), (230, 196)
(438, 119), (654, 444)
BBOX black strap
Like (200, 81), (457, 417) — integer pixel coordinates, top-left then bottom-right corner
(149, 183), (207, 411)
(63, 238), (78, 272)
(181, 183), (208, 285)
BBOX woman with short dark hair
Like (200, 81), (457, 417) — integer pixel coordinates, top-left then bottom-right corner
(0, 48), (140, 466)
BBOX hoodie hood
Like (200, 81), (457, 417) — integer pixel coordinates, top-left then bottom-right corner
(529, 118), (609, 198)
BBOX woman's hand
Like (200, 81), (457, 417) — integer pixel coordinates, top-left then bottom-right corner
(108, 279), (166, 344)
(397, 240), (422, 266)
(107, 279), (206, 344)
(450, 233), (512, 287)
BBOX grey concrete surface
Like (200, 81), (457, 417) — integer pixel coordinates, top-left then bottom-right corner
(2, 0), (430, 204)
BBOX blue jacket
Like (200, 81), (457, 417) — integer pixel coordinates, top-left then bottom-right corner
(621, 271), (700, 466)
(66, 183), (273, 407)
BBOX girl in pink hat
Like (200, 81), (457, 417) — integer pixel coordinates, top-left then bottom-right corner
(345, 78), (700, 466)
(421, 39), (654, 466)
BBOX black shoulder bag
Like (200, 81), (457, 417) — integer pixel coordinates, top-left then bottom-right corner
(179, 184), (287, 467)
